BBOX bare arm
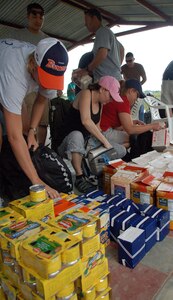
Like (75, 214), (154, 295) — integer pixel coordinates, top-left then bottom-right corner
(4, 108), (40, 184)
(87, 48), (108, 72)
(117, 40), (125, 64)
(3, 98), (60, 199)
(77, 90), (112, 148)
(140, 66), (147, 85)
(119, 112), (164, 134)
(27, 93), (47, 150)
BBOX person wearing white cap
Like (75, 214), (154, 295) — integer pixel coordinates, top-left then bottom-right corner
(57, 75), (126, 194)
(0, 37), (68, 199)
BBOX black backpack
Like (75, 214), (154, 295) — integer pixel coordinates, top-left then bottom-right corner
(123, 131), (153, 162)
(0, 137), (73, 201)
(49, 97), (72, 152)
(30, 145), (73, 194)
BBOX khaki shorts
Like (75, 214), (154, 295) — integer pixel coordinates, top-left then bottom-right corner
(24, 92), (49, 126)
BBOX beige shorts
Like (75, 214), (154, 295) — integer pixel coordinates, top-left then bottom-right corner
(24, 92), (49, 126)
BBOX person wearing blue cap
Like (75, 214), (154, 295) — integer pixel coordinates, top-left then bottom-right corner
(100, 79), (165, 155)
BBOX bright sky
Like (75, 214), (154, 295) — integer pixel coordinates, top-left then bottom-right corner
(64, 25), (173, 94)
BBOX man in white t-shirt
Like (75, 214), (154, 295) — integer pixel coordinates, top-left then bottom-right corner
(0, 37), (68, 199)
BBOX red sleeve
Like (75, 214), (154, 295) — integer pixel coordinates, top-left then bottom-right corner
(100, 96), (130, 131)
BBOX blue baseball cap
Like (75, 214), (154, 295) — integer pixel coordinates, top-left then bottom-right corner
(125, 79), (145, 98)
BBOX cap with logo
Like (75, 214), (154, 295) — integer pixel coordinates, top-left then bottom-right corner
(34, 37), (68, 90)
(125, 79), (145, 98)
(99, 76), (123, 102)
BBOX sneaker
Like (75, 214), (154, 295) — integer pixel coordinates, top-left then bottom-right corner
(86, 175), (98, 186)
(74, 176), (95, 194)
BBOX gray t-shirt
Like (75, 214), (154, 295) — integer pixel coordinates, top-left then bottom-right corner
(4, 27), (48, 46)
(0, 39), (55, 115)
(93, 26), (122, 81)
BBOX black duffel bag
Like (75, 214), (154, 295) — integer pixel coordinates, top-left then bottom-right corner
(0, 136), (73, 201)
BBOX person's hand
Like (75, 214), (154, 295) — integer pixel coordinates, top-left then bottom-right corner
(27, 130), (39, 151)
(45, 184), (60, 199)
(152, 122), (166, 131)
(72, 68), (89, 82)
(35, 178), (60, 199)
(103, 141), (113, 149)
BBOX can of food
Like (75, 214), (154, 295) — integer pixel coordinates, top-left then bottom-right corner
(100, 292), (110, 300)
(83, 221), (97, 238)
(1, 250), (14, 266)
(96, 275), (108, 292)
(72, 229), (83, 240)
(84, 286), (96, 300)
(56, 292), (78, 300)
(29, 184), (46, 202)
(61, 243), (80, 265)
(56, 282), (74, 298)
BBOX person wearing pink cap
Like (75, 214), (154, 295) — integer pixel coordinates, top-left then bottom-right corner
(100, 79), (165, 157)
(57, 76), (126, 194)
(0, 37), (68, 200)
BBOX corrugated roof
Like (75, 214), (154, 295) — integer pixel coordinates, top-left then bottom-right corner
(0, 0), (173, 50)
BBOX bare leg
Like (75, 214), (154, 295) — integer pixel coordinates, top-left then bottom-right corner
(71, 152), (83, 176)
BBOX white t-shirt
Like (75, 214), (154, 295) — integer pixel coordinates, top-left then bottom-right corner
(0, 38), (56, 115)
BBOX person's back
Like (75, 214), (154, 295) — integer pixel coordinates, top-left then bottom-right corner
(74, 9), (122, 82)
(161, 60), (173, 106)
(75, 51), (94, 95)
(86, 8), (122, 81)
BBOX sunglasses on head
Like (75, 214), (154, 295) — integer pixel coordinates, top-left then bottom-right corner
(30, 10), (44, 17)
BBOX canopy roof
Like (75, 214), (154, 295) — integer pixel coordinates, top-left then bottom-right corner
(1, 0), (173, 50)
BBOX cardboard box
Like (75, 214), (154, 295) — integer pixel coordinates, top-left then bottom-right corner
(19, 259), (82, 299)
(152, 128), (170, 152)
(102, 160), (125, 194)
(131, 215), (157, 253)
(19, 228), (82, 279)
(80, 202), (110, 247)
(54, 199), (77, 216)
(156, 171), (173, 230)
(9, 196), (55, 220)
(131, 174), (161, 205)
(111, 170), (138, 198)
(139, 204), (170, 241)
(48, 211), (100, 241)
(78, 256), (108, 291)
(110, 210), (138, 241)
(117, 226), (145, 268)
(0, 219), (49, 260)
(0, 207), (24, 228)
(111, 166), (148, 199)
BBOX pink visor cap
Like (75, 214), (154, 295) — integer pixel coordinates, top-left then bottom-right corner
(99, 76), (123, 102)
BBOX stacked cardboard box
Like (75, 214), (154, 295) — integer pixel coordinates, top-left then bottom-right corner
(0, 192), (112, 299)
(156, 171), (173, 230)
